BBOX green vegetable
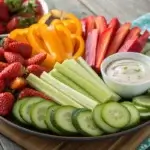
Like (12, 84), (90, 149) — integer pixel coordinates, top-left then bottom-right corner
(54, 62), (110, 103)
(27, 73), (83, 108)
(41, 72), (98, 109)
(50, 69), (94, 99)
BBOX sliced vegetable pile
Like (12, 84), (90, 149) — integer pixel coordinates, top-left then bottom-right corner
(0, 0), (44, 34)
(82, 16), (149, 72)
(0, 9), (149, 137)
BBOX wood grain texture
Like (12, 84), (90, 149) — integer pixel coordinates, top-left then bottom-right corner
(0, 0), (150, 149)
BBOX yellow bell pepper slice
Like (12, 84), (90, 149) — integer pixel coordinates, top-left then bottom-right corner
(62, 20), (77, 34)
(39, 24), (67, 62)
(55, 24), (73, 57)
(71, 34), (85, 59)
(27, 24), (55, 69)
(27, 24), (49, 53)
(9, 28), (29, 43)
(38, 13), (51, 24)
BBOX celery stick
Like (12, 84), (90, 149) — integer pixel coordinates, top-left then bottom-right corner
(41, 72), (98, 109)
(50, 69), (95, 100)
(54, 62), (111, 103)
(77, 57), (120, 101)
(63, 59), (114, 102)
(26, 73), (83, 108)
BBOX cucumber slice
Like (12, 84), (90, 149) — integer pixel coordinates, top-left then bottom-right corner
(45, 105), (62, 135)
(133, 95), (150, 109)
(102, 102), (130, 128)
(20, 97), (44, 124)
(140, 112), (150, 119)
(72, 108), (104, 136)
(122, 102), (140, 127)
(51, 106), (78, 134)
(12, 98), (28, 124)
(93, 104), (118, 133)
(30, 101), (55, 129)
(134, 104), (150, 113)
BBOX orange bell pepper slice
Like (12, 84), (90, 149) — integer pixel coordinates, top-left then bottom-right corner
(71, 34), (85, 59)
(9, 28), (29, 43)
(39, 24), (67, 62)
(55, 24), (73, 57)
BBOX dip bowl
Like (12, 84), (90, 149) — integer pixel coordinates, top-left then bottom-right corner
(101, 52), (150, 98)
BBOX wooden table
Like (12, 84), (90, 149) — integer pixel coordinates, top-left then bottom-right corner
(0, 0), (150, 149)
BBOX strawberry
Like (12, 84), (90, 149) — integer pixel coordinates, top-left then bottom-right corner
(0, 79), (5, 92)
(18, 88), (51, 100)
(0, 0), (9, 21)
(25, 53), (47, 66)
(0, 47), (4, 60)
(0, 92), (14, 116)
(6, 16), (36, 32)
(6, 41), (32, 58)
(10, 77), (26, 90)
(0, 23), (6, 34)
(4, 0), (22, 12)
(20, 0), (44, 16)
(0, 62), (24, 80)
(4, 52), (25, 64)
(27, 65), (49, 77)
(0, 62), (8, 71)
(3, 37), (15, 49)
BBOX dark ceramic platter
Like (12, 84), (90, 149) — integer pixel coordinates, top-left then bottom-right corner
(1, 116), (150, 141)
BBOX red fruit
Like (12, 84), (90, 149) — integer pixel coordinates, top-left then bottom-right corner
(0, 0), (9, 21)
(4, 52), (25, 64)
(85, 29), (98, 68)
(0, 47), (4, 60)
(95, 16), (107, 34)
(105, 22), (131, 57)
(124, 27), (141, 42)
(4, 0), (22, 12)
(25, 53), (47, 66)
(18, 88), (51, 100)
(6, 41), (32, 58)
(6, 16), (36, 32)
(0, 23), (6, 34)
(86, 16), (95, 37)
(0, 62), (24, 80)
(27, 64), (49, 77)
(21, 0), (44, 16)
(108, 17), (120, 33)
(10, 77), (26, 90)
(3, 37), (15, 49)
(0, 62), (8, 71)
(0, 79), (5, 92)
(0, 92), (15, 116)
(95, 27), (114, 72)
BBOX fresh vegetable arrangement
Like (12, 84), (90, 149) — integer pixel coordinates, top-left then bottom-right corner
(0, 9), (150, 137)
(0, 0), (45, 34)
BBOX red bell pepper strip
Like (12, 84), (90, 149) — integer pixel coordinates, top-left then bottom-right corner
(108, 17), (120, 33)
(86, 16), (95, 38)
(95, 27), (114, 72)
(81, 18), (87, 40)
(118, 30), (149, 53)
(125, 27), (141, 42)
(118, 36), (138, 52)
(85, 29), (98, 67)
(95, 16), (107, 34)
(105, 22), (131, 57)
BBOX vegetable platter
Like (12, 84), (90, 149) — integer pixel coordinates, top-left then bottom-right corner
(0, 9), (150, 141)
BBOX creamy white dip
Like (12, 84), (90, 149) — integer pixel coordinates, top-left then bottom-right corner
(105, 59), (150, 84)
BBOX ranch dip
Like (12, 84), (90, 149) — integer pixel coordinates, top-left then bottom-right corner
(105, 59), (150, 84)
